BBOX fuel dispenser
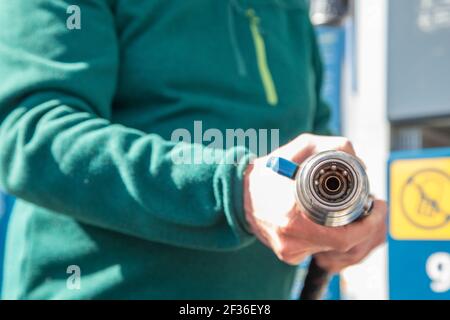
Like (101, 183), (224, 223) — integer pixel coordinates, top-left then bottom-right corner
(387, 0), (450, 300)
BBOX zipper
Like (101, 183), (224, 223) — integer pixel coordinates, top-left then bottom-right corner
(246, 8), (279, 106)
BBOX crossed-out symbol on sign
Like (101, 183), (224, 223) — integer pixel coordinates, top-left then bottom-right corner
(401, 169), (450, 230)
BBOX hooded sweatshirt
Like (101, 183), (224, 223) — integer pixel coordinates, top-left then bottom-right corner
(0, 0), (330, 299)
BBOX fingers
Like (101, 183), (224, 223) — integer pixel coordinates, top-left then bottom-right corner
(329, 199), (387, 252)
(314, 201), (388, 272)
(270, 134), (362, 173)
(308, 135), (356, 157)
(278, 200), (387, 254)
(332, 136), (369, 170)
(270, 134), (315, 164)
(334, 138), (356, 156)
(315, 232), (386, 273)
(274, 239), (310, 266)
(295, 135), (358, 162)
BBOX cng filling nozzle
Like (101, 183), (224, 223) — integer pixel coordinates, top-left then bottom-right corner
(267, 151), (374, 299)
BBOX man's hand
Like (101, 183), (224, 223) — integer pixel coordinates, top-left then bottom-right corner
(313, 200), (387, 273)
(243, 134), (387, 271)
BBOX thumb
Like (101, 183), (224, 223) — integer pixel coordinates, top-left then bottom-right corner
(270, 134), (316, 164)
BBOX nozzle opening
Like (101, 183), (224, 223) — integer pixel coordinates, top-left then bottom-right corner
(325, 176), (341, 193)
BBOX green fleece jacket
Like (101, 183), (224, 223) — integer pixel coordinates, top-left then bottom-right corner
(0, 0), (330, 299)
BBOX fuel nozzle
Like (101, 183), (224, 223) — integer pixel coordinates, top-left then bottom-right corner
(267, 151), (373, 227)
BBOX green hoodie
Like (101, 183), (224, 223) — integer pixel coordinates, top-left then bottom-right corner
(0, 0), (330, 299)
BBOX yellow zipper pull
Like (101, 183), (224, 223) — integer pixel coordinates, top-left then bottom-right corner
(246, 8), (279, 107)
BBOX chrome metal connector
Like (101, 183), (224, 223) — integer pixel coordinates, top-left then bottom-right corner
(295, 151), (372, 227)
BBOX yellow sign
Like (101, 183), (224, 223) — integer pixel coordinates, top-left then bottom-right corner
(390, 157), (450, 240)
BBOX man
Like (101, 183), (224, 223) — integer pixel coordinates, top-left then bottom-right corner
(0, 0), (386, 299)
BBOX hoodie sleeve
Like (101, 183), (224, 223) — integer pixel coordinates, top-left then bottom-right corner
(0, 0), (255, 251)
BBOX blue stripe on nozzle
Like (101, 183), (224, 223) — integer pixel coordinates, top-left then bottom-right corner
(266, 157), (299, 180)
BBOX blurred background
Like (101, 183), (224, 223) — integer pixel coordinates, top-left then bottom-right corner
(1, 0), (449, 300)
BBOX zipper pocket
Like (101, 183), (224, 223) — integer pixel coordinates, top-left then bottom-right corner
(246, 8), (279, 107)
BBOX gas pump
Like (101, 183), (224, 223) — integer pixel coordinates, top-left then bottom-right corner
(310, 0), (351, 135)
(387, 0), (450, 300)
